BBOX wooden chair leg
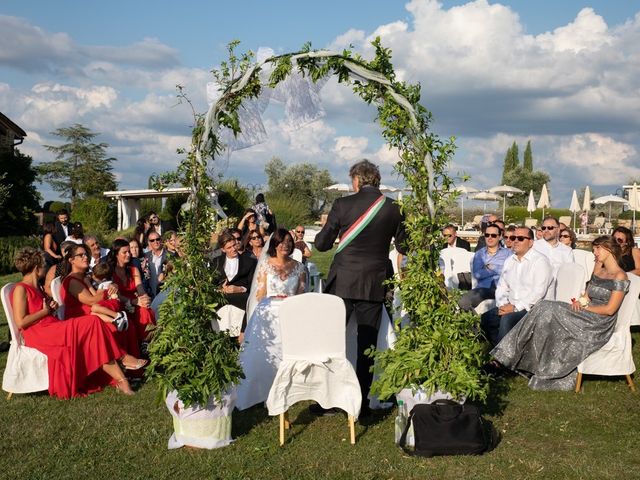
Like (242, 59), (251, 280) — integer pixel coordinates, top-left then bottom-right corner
(348, 415), (356, 445)
(625, 374), (636, 392)
(284, 411), (291, 429)
(575, 372), (583, 393)
(279, 412), (286, 446)
(6, 392), (13, 400)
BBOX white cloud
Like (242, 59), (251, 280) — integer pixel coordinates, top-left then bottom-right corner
(332, 136), (369, 163)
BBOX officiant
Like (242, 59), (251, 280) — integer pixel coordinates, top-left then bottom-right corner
(314, 159), (406, 417)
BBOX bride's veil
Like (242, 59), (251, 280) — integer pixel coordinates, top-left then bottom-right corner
(246, 233), (271, 320)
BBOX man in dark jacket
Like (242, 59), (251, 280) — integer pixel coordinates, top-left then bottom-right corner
(53, 209), (71, 248)
(315, 159), (406, 416)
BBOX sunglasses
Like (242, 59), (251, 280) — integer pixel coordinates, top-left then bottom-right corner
(295, 230), (304, 234)
(250, 236), (260, 240)
(539, 226), (556, 231)
(507, 235), (532, 242)
(73, 253), (89, 258)
(148, 238), (161, 243)
(443, 234), (453, 238)
(484, 233), (499, 238)
(560, 234), (571, 239)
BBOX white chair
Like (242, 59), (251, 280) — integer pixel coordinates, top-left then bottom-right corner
(211, 304), (244, 337)
(1, 283), (49, 398)
(50, 276), (65, 319)
(572, 249), (595, 289)
(524, 218), (538, 228)
(307, 262), (322, 293)
(575, 272), (640, 393)
(558, 216), (572, 227)
(290, 248), (303, 263)
(591, 216), (605, 234)
(555, 263), (586, 303)
(266, 293), (361, 445)
(631, 299), (640, 327)
(439, 247), (474, 290)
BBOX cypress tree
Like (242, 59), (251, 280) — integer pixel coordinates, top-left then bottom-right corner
(523, 140), (533, 172)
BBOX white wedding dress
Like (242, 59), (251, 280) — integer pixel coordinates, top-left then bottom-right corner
(236, 260), (306, 410)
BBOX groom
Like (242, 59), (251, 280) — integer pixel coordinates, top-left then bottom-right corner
(315, 159), (406, 416)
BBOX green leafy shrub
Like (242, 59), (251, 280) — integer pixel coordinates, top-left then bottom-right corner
(0, 236), (40, 274)
(71, 197), (116, 236)
(217, 179), (251, 219)
(267, 192), (313, 229)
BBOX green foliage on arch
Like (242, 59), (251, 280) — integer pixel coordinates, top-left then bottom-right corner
(149, 39), (488, 407)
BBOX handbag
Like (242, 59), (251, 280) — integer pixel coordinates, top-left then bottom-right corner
(456, 272), (472, 290)
(398, 400), (495, 457)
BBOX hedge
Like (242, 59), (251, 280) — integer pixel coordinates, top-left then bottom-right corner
(0, 236), (40, 274)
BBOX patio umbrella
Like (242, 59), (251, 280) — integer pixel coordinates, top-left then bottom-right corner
(582, 186), (591, 212)
(379, 184), (399, 193)
(453, 185), (479, 226)
(537, 184), (551, 218)
(527, 190), (536, 216)
(471, 191), (501, 213)
(569, 190), (581, 230)
(627, 183), (640, 231)
(324, 183), (352, 192)
(593, 194), (629, 222)
(489, 184), (524, 220)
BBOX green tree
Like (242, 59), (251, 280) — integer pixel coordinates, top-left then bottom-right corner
(37, 124), (117, 207)
(0, 148), (41, 236)
(503, 166), (550, 206)
(264, 156), (337, 220)
(523, 140), (533, 172)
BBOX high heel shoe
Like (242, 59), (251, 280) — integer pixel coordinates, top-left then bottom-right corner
(120, 357), (148, 371)
(115, 377), (134, 396)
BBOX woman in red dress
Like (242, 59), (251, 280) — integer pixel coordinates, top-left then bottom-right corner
(108, 239), (155, 345)
(11, 247), (135, 398)
(60, 243), (144, 363)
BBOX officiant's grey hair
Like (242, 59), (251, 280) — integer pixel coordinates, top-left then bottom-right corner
(349, 159), (380, 188)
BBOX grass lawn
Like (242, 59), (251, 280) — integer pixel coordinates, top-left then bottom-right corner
(2, 268), (640, 479)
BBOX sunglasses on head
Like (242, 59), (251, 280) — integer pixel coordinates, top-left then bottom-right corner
(484, 233), (499, 238)
(507, 235), (532, 242)
(540, 225), (556, 231)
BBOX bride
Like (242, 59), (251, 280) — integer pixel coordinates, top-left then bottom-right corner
(236, 228), (306, 410)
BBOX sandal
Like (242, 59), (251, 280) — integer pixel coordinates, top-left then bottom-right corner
(120, 357), (148, 371)
(115, 377), (134, 396)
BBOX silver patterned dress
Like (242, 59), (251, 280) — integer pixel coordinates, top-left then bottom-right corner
(491, 274), (629, 390)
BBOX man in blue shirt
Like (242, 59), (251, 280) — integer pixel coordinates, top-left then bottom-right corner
(459, 223), (512, 311)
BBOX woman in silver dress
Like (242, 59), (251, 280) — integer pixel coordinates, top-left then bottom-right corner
(491, 236), (629, 390)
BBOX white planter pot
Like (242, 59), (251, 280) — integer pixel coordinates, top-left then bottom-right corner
(165, 387), (237, 449)
(396, 388), (465, 412)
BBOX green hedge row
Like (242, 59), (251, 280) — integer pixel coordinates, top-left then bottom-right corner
(0, 236), (40, 275)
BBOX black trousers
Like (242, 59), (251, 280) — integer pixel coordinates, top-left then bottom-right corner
(343, 299), (382, 410)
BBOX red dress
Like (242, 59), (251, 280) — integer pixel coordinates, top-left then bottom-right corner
(61, 275), (140, 357)
(13, 282), (125, 399)
(113, 266), (156, 341)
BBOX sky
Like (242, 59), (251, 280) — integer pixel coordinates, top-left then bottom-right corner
(2, 0), (640, 208)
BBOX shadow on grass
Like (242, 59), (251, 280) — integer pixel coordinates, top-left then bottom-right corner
(233, 404), (270, 438)
(479, 375), (511, 417)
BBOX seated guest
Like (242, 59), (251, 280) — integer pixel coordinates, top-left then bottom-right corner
(42, 221), (61, 268)
(238, 208), (265, 239)
(10, 247), (136, 397)
(230, 228), (245, 255)
(559, 226), (577, 250)
(211, 230), (257, 329)
(481, 226), (552, 346)
(144, 232), (170, 298)
(458, 223), (512, 312)
(163, 230), (180, 258)
(109, 239), (155, 345)
(64, 222), (85, 244)
(85, 235), (110, 270)
(243, 230), (265, 260)
(133, 217), (150, 249)
(292, 225), (312, 263)
(612, 226), (640, 274)
(533, 216), (574, 277)
(44, 241), (75, 298)
(490, 236), (629, 390)
(475, 214), (499, 251)
(53, 209), (71, 247)
(503, 225), (516, 250)
(61, 244), (142, 359)
(442, 224), (471, 251)
(128, 237), (151, 295)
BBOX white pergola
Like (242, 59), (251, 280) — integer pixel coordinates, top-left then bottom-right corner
(103, 187), (225, 231)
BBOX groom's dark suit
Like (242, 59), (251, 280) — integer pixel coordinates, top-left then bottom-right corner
(315, 185), (406, 409)
(212, 252), (257, 331)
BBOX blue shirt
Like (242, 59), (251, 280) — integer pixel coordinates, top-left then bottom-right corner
(472, 246), (512, 289)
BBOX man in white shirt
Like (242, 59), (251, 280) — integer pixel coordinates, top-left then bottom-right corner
(533, 216), (574, 276)
(481, 226), (552, 346)
(85, 235), (110, 269)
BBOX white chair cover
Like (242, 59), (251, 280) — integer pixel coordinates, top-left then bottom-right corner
(439, 247), (474, 290)
(632, 299), (640, 327)
(577, 273), (640, 377)
(1, 283), (49, 395)
(211, 304), (244, 336)
(307, 262), (322, 293)
(266, 293), (362, 419)
(290, 248), (303, 263)
(555, 263), (586, 303)
(572, 249), (595, 287)
(50, 276), (65, 319)
(165, 388), (236, 450)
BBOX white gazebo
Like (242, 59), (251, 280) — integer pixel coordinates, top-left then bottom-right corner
(103, 187), (225, 231)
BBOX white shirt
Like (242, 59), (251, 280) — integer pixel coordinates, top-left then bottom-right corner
(533, 239), (574, 276)
(89, 247), (110, 268)
(495, 248), (552, 312)
(224, 256), (239, 282)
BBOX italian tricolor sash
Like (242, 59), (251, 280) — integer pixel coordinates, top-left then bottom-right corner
(335, 195), (386, 254)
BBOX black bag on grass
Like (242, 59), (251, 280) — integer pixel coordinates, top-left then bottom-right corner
(398, 400), (495, 457)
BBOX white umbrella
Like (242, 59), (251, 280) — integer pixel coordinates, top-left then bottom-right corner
(471, 191), (501, 213)
(569, 190), (581, 230)
(324, 183), (352, 192)
(593, 194), (629, 222)
(582, 186), (591, 212)
(527, 190), (536, 215)
(489, 184), (524, 220)
(453, 185), (479, 226)
(537, 184), (551, 218)
(628, 183), (640, 232)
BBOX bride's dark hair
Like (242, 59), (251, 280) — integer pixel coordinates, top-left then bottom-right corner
(267, 228), (294, 257)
